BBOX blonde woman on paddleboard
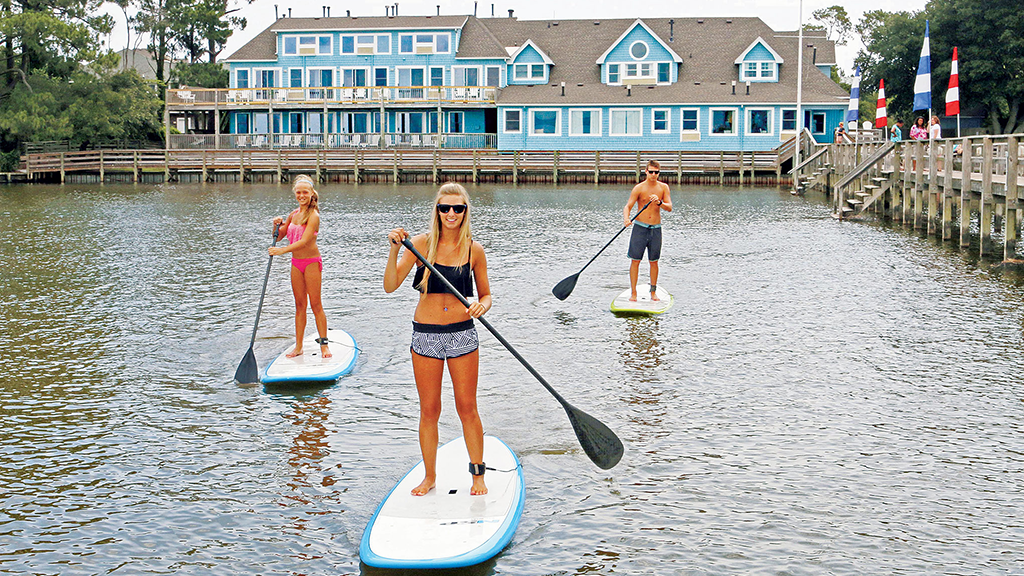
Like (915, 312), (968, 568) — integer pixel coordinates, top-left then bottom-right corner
(384, 182), (493, 496)
(270, 174), (330, 359)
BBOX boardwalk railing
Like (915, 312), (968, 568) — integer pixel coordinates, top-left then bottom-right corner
(167, 86), (498, 108)
(168, 133), (499, 150)
(800, 134), (1024, 260)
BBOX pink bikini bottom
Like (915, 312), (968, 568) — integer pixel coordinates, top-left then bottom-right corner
(291, 257), (323, 273)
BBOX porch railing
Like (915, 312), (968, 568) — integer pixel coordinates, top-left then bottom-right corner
(167, 86), (498, 107)
(168, 132), (497, 150)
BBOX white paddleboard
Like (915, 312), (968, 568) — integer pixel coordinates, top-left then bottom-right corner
(360, 435), (525, 569)
(260, 328), (358, 384)
(610, 285), (674, 315)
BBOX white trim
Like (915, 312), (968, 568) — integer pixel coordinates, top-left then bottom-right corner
(508, 39), (555, 65)
(609, 108), (643, 136)
(503, 109), (522, 134)
(596, 19), (683, 64)
(529, 108), (561, 136)
(709, 107), (738, 135)
(569, 108), (602, 136)
(629, 40), (649, 61)
(780, 108), (798, 132)
(651, 108), (671, 134)
(746, 107), (774, 135)
(734, 37), (784, 64)
(679, 108), (700, 134)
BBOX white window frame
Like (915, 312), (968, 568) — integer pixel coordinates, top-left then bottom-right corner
(760, 61), (775, 79)
(781, 108), (797, 132)
(485, 66), (501, 87)
(340, 67), (371, 87)
(235, 68), (250, 89)
(377, 35), (391, 54)
(396, 66), (427, 87)
(741, 60), (775, 82)
(610, 108), (643, 137)
(399, 34), (414, 54)
(808, 111), (826, 134)
(657, 62), (671, 85)
(447, 111), (464, 133)
(514, 64), (528, 80)
(747, 108), (773, 135)
(429, 66), (445, 87)
(503, 109), (522, 133)
(434, 33), (450, 54)
(710, 107), (738, 135)
(355, 35), (376, 55)
(680, 108), (700, 134)
(286, 35), (331, 56)
(453, 66), (482, 87)
(414, 34), (437, 54)
(530, 64), (545, 80)
(651, 108), (671, 134)
(629, 40), (649, 60)
(307, 67), (334, 88)
(607, 63), (620, 84)
(569, 108), (602, 137)
(529, 108), (561, 136)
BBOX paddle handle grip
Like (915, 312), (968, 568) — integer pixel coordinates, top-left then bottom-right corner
(400, 239), (569, 406)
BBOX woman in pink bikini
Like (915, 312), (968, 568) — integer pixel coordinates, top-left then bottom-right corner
(270, 175), (331, 359)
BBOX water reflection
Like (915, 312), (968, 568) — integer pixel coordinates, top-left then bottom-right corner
(620, 316), (663, 380)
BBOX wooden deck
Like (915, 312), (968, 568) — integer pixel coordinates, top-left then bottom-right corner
(798, 134), (1024, 260)
(21, 148), (793, 186)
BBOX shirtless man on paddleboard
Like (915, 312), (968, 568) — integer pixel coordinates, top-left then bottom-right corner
(623, 159), (673, 301)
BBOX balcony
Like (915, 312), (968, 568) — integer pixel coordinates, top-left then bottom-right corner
(167, 86), (498, 108)
(167, 132), (497, 150)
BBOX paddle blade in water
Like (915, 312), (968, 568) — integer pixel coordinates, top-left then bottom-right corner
(234, 348), (259, 384)
(551, 274), (578, 301)
(564, 404), (624, 470)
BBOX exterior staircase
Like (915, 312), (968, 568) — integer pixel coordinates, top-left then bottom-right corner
(832, 141), (895, 219)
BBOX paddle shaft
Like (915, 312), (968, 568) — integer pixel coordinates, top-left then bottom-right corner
(247, 225), (281, 349)
(401, 239), (570, 407)
(574, 199), (655, 275)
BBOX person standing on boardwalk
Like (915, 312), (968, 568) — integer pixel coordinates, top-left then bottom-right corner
(890, 119), (904, 142)
(384, 182), (493, 497)
(929, 115), (942, 140)
(910, 116), (928, 140)
(270, 174), (331, 359)
(623, 160), (673, 302)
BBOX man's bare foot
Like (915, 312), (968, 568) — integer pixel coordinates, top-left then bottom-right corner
(651, 292), (660, 301)
(285, 347), (303, 358)
(629, 292), (638, 302)
(470, 475), (488, 496)
(411, 476), (435, 496)
(320, 344), (332, 358)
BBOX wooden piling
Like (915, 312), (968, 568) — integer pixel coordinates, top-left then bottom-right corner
(1005, 136), (1019, 260)
(980, 137), (994, 255)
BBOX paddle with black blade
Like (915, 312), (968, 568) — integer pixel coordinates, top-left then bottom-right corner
(552, 199), (655, 301)
(400, 238), (623, 470)
(234, 224), (281, 384)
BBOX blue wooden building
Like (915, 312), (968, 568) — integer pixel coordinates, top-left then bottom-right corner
(178, 12), (848, 152)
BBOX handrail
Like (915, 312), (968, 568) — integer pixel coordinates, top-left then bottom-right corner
(833, 141), (895, 190)
(789, 145), (829, 174)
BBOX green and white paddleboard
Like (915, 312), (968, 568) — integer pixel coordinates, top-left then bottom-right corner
(610, 286), (673, 315)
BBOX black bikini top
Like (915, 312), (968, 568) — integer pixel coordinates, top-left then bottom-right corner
(413, 260), (474, 297)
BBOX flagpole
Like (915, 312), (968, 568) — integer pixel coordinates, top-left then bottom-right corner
(794, 0), (803, 191)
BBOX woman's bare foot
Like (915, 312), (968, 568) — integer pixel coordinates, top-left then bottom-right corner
(320, 344), (332, 358)
(410, 476), (435, 496)
(650, 291), (660, 301)
(285, 347), (303, 358)
(629, 292), (638, 302)
(470, 475), (488, 496)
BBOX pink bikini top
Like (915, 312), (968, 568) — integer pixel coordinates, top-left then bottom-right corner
(285, 210), (318, 244)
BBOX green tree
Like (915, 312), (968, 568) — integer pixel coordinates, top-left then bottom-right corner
(172, 60), (228, 88)
(166, 0), (248, 64)
(812, 5), (853, 46)
(854, 9), (928, 127)
(132, 0), (172, 82)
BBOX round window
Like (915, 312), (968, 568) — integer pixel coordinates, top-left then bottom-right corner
(630, 41), (648, 60)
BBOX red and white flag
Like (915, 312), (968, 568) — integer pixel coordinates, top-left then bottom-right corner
(875, 79), (887, 128)
(946, 47), (960, 116)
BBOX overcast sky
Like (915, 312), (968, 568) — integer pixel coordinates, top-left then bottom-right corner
(100, 0), (929, 74)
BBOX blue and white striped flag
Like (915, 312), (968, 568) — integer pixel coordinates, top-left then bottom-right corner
(846, 66), (860, 124)
(913, 20), (932, 111)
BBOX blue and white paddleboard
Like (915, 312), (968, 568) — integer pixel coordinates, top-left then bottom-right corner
(360, 435), (525, 569)
(610, 285), (673, 315)
(260, 328), (358, 384)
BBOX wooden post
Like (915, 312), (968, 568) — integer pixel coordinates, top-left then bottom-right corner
(903, 143), (914, 226)
(738, 152), (745, 186)
(201, 150), (207, 183)
(99, 150), (104, 184)
(60, 152), (65, 184)
(1005, 136), (1019, 260)
(892, 144), (902, 222)
(354, 149), (360, 183)
(277, 149), (283, 183)
(553, 150), (559, 185)
(432, 149), (438, 183)
(960, 138), (972, 248)
(927, 140), (938, 236)
(513, 150), (519, 185)
(980, 137), (994, 256)
(635, 151), (641, 182)
(164, 88), (170, 154)
(594, 151), (601, 184)
(164, 149), (170, 182)
(719, 151), (724, 185)
(133, 150), (139, 183)
(240, 150), (246, 182)
(316, 149), (321, 183)
(678, 151), (683, 185)
(942, 141), (954, 240)
(913, 142), (925, 229)
(473, 149), (479, 184)
(393, 149), (399, 183)
(214, 98), (220, 150)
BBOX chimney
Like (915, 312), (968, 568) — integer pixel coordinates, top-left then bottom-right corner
(274, 4), (278, 19)
(346, 9), (350, 16)
(492, 4), (495, 17)
(394, 3), (398, 16)
(287, 7), (291, 17)
(508, 9), (514, 18)
(326, 6), (329, 16)
(385, 6), (389, 16)
(669, 19), (674, 42)
(321, 6), (325, 17)
(473, 1), (477, 16)
(437, 5), (440, 15)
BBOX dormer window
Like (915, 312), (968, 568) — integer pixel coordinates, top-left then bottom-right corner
(734, 37), (783, 83)
(741, 60), (776, 81)
(630, 41), (648, 60)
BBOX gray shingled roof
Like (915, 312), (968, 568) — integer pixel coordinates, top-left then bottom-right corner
(225, 15), (469, 61)
(225, 15), (848, 106)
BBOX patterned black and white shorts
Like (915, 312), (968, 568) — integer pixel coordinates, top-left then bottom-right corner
(411, 319), (479, 360)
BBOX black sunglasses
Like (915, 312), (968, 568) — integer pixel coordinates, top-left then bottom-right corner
(647, 169), (660, 174)
(437, 203), (467, 214)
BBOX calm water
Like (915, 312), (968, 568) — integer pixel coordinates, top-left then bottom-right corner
(2, 182), (1023, 575)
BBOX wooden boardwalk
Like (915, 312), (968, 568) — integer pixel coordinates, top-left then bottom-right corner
(21, 147), (797, 186)
(797, 134), (1024, 260)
